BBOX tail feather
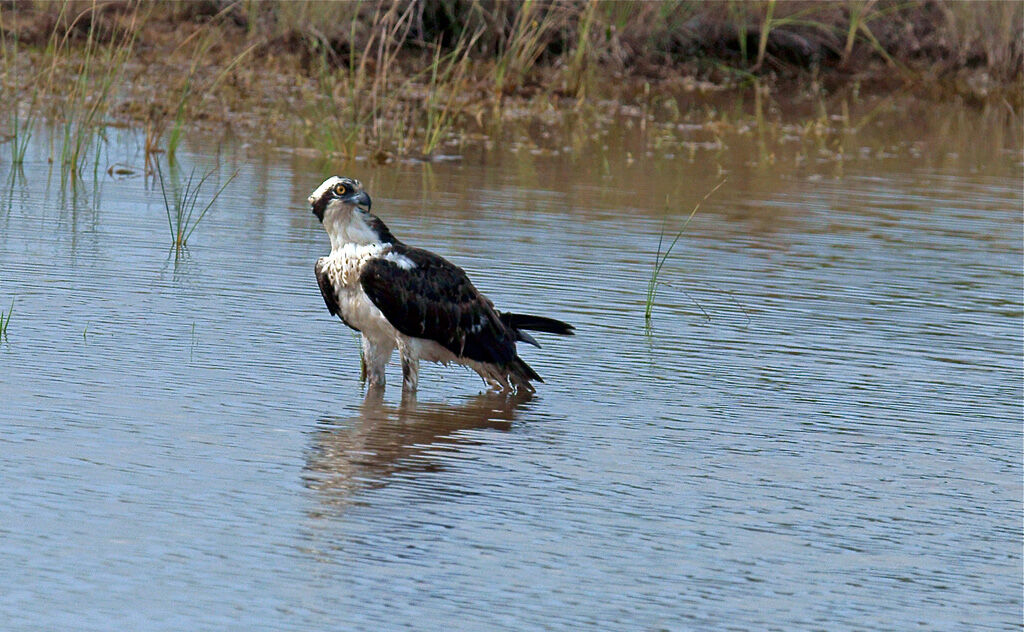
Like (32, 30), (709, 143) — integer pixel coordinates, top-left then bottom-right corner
(516, 329), (542, 348)
(502, 312), (575, 336)
(509, 356), (542, 391)
(493, 312), (571, 393)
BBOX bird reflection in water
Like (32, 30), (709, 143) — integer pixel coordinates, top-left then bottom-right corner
(304, 387), (532, 509)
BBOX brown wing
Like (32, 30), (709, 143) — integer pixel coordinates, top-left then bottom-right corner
(359, 247), (516, 365)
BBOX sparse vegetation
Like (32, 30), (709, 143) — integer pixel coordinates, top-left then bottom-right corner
(39, 1), (139, 178)
(155, 160), (238, 251)
(0, 299), (12, 341)
(0, 1), (1017, 164)
(6, 103), (33, 165)
(645, 179), (726, 324)
(420, 27), (482, 156)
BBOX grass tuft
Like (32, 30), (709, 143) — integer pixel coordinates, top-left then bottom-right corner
(493, 0), (560, 100)
(44, 1), (140, 179)
(644, 179), (727, 324)
(421, 28), (483, 156)
(155, 160), (238, 251)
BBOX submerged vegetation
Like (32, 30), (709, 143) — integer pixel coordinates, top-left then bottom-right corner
(0, 1), (1018, 164)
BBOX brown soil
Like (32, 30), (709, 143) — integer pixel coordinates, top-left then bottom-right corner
(1, 1), (1020, 160)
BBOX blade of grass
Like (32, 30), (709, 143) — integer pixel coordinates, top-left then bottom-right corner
(156, 160), (175, 241)
(0, 298), (13, 339)
(644, 179), (727, 323)
(156, 158), (239, 249)
(182, 168), (238, 244)
(421, 27), (483, 156)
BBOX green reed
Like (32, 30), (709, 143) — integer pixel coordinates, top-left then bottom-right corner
(1, 19), (33, 166)
(24, 1), (139, 181)
(7, 105), (33, 165)
(303, 1), (417, 158)
(644, 180), (726, 324)
(0, 299), (12, 340)
(565, 0), (598, 99)
(164, 6), (260, 164)
(156, 161), (238, 250)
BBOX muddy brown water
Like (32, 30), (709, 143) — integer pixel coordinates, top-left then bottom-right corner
(1, 94), (1021, 630)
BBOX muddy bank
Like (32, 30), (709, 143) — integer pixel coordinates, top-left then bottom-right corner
(1, 1), (1020, 163)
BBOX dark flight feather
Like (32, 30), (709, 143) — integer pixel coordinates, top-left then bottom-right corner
(510, 357), (543, 383)
(500, 313), (575, 336)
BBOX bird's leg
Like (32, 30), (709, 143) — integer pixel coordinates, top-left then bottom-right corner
(363, 382), (386, 407)
(396, 337), (420, 392)
(401, 353), (420, 392)
(361, 334), (393, 388)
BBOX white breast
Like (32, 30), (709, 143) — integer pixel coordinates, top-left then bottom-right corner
(324, 243), (384, 284)
(320, 244), (395, 337)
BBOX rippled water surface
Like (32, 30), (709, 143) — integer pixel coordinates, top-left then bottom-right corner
(1, 97), (1021, 630)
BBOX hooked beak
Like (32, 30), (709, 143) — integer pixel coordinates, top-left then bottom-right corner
(309, 190), (372, 223)
(347, 190), (372, 212)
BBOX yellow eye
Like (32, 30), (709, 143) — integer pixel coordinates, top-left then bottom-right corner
(333, 183), (348, 196)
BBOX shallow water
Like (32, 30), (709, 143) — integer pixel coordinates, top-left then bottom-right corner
(1, 95), (1021, 630)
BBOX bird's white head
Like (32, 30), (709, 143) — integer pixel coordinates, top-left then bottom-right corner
(308, 176), (371, 222)
(308, 176), (380, 249)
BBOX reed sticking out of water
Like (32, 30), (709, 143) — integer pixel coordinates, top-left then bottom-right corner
(41, 1), (139, 179)
(644, 179), (727, 324)
(0, 299), (12, 340)
(7, 105), (32, 165)
(155, 161), (238, 250)
(166, 5), (261, 164)
(0, 7), (30, 166)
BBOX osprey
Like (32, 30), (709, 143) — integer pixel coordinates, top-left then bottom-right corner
(309, 176), (574, 393)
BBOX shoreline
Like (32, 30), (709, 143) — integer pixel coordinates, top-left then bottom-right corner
(1, 1), (1020, 167)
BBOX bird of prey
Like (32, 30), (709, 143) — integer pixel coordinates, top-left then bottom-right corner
(309, 176), (574, 393)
